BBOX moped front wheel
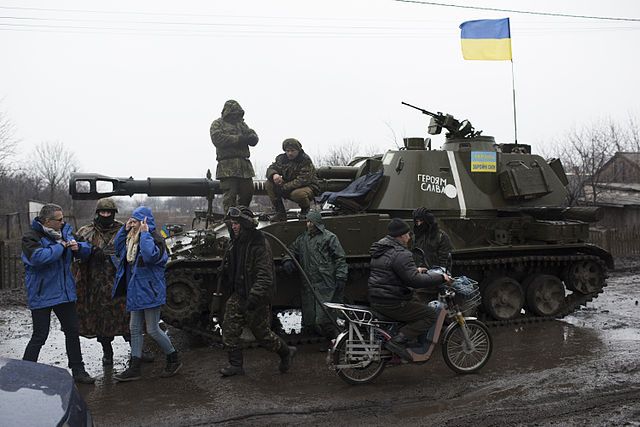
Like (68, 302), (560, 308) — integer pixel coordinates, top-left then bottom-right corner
(441, 319), (492, 374)
(333, 335), (386, 385)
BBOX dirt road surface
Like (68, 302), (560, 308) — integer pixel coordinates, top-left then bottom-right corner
(1, 261), (639, 426)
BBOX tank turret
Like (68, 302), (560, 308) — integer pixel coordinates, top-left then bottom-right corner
(70, 107), (613, 342)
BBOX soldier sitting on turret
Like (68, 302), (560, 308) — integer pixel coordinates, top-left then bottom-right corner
(266, 138), (320, 221)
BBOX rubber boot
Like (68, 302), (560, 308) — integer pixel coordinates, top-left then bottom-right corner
(114, 357), (142, 382)
(384, 332), (412, 361)
(220, 349), (245, 377)
(160, 351), (183, 378)
(277, 345), (297, 373)
(72, 366), (96, 384)
(99, 338), (114, 366)
(269, 199), (287, 222)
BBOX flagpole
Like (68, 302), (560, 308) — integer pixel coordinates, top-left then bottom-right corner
(511, 59), (518, 144)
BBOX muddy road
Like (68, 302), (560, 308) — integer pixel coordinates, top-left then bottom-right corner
(1, 263), (639, 426)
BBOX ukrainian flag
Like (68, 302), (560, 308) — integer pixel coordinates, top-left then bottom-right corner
(460, 18), (512, 61)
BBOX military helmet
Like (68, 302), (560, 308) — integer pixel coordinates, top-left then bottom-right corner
(96, 197), (118, 213)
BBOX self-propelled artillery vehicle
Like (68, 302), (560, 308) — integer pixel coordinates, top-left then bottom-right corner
(69, 104), (612, 340)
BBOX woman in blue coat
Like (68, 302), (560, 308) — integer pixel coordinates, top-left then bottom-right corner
(21, 203), (94, 384)
(112, 206), (182, 381)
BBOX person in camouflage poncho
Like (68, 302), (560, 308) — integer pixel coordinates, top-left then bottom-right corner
(73, 198), (129, 366)
(284, 210), (348, 341)
(266, 138), (320, 221)
(210, 100), (259, 214)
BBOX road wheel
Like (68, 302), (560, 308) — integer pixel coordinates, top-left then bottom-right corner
(565, 260), (604, 294)
(163, 273), (202, 327)
(482, 276), (524, 320)
(442, 320), (492, 374)
(333, 334), (386, 385)
(525, 274), (566, 317)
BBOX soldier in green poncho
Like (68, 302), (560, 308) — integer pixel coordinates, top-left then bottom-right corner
(210, 100), (259, 214)
(283, 211), (348, 342)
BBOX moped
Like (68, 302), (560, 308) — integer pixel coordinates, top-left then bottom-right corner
(324, 276), (492, 385)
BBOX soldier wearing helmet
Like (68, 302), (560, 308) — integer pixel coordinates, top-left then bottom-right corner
(218, 206), (296, 377)
(73, 198), (129, 366)
(266, 138), (320, 221)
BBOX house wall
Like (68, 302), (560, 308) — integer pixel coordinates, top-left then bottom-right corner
(599, 156), (640, 183)
(598, 205), (640, 228)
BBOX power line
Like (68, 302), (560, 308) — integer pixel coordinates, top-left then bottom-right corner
(393, 0), (640, 22)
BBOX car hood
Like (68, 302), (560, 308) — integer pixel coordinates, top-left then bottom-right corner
(0, 357), (83, 426)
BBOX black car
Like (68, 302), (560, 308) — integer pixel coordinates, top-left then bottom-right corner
(0, 357), (93, 426)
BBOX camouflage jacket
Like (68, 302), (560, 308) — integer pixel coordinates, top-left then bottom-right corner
(266, 150), (320, 194)
(210, 100), (258, 179)
(223, 228), (276, 303)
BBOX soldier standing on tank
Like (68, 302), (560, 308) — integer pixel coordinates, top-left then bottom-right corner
(210, 100), (259, 214)
(219, 206), (296, 377)
(265, 138), (320, 221)
(73, 198), (130, 366)
(283, 211), (347, 345)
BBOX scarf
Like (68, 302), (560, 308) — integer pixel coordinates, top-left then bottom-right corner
(126, 228), (141, 263)
(42, 225), (63, 243)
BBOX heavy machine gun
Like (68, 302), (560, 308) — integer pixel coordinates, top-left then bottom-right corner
(402, 101), (481, 139)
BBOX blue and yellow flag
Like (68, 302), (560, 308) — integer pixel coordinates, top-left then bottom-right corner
(460, 18), (511, 61)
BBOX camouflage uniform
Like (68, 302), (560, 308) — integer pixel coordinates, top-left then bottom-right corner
(73, 219), (129, 340)
(288, 211), (347, 337)
(266, 138), (320, 216)
(221, 222), (287, 354)
(210, 100), (259, 213)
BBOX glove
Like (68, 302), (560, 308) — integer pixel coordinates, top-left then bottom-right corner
(335, 279), (346, 293)
(283, 259), (297, 275)
(245, 294), (261, 311)
(239, 134), (259, 146)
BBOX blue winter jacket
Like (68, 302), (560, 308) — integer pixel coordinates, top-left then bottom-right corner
(21, 219), (91, 310)
(112, 207), (168, 311)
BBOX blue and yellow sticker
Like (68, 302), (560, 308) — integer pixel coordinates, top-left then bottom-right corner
(471, 151), (496, 173)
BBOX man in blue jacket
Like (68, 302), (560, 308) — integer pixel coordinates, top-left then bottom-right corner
(21, 204), (95, 384)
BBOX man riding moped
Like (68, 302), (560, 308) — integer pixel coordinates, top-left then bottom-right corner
(367, 218), (452, 360)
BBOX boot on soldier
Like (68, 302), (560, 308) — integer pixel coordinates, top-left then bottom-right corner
(269, 199), (287, 222)
(277, 345), (297, 373)
(220, 349), (245, 377)
(114, 357), (142, 382)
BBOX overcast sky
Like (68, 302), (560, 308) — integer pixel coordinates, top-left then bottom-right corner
(2, 0), (639, 179)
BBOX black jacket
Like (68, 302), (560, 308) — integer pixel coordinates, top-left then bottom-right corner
(223, 228), (275, 303)
(367, 236), (444, 304)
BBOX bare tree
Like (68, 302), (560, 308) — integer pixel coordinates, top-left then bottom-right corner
(29, 141), (79, 202)
(547, 118), (634, 206)
(315, 140), (380, 167)
(0, 105), (19, 176)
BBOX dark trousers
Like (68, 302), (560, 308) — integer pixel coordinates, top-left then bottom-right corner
(371, 299), (436, 339)
(23, 301), (84, 369)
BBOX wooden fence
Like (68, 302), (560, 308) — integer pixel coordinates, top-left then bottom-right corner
(589, 227), (640, 256)
(0, 240), (22, 290)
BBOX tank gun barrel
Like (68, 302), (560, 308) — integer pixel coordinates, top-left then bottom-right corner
(69, 173), (352, 200)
